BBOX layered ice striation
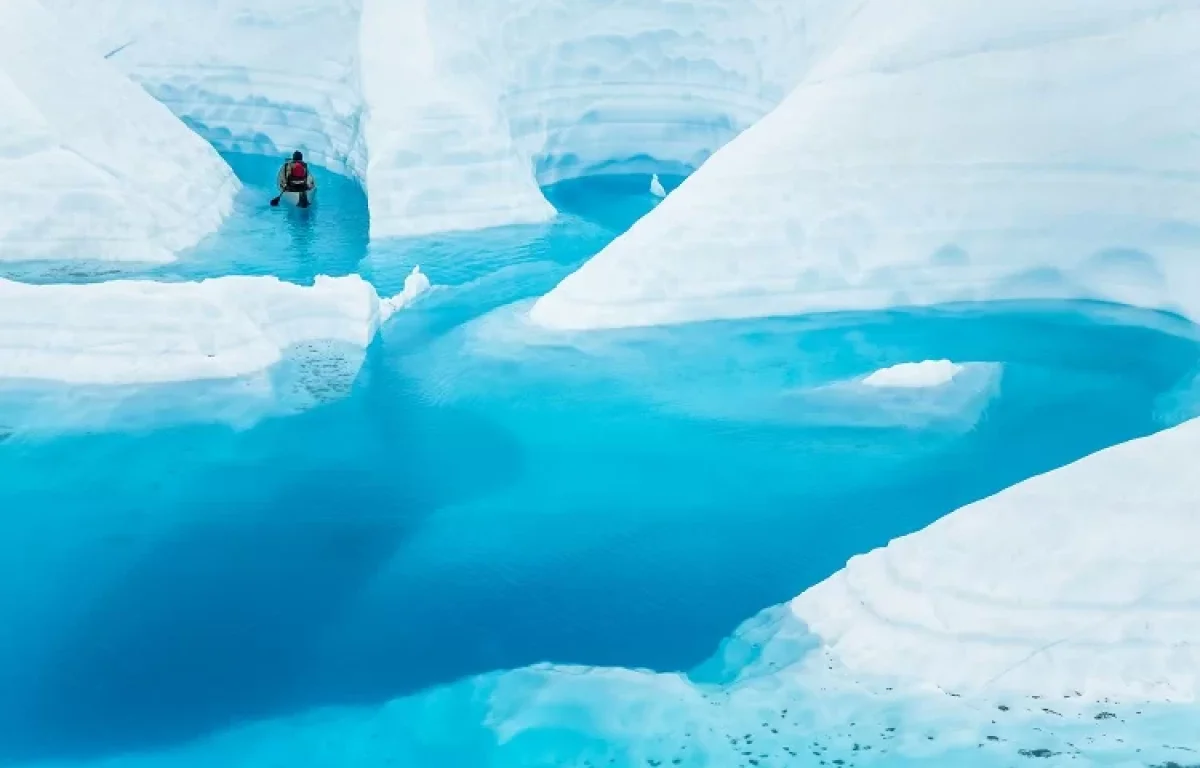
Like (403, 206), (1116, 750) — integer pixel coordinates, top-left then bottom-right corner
(532, 0), (1200, 329)
(0, 0), (237, 263)
(0, 270), (427, 385)
(357, 0), (555, 239)
(43, 0), (368, 179)
(793, 414), (1200, 702)
(45, 0), (828, 239)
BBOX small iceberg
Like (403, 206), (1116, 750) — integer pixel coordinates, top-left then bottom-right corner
(649, 173), (667, 198)
(861, 359), (964, 388)
(381, 265), (432, 319)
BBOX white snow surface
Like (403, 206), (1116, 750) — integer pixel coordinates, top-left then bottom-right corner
(532, 0), (1200, 330)
(792, 416), (1200, 701)
(0, 0), (237, 263)
(0, 273), (426, 385)
(42, 0), (367, 179)
(44, 0), (833, 240)
(357, 0), (555, 239)
(861, 359), (964, 388)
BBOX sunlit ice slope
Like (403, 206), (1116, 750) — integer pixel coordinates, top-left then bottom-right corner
(532, 0), (1200, 330)
(43, 0), (847, 239)
(0, 0), (237, 264)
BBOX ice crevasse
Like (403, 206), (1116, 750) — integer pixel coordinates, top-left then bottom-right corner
(44, 0), (832, 239)
(532, 0), (1200, 330)
(0, 0), (237, 263)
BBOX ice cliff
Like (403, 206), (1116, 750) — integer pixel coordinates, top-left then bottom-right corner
(0, 0), (237, 263)
(44, 0), (825, 239)
(532, 0), (1200, 329)
(792, 415), (1200, 702)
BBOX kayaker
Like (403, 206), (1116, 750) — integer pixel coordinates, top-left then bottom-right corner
(272, 151), (316, 207)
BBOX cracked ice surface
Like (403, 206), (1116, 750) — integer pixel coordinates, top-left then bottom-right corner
(0, 0), (237, 263)
(532, 0), (1200, 330)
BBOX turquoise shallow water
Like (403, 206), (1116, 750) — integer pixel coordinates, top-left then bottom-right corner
(0, 160), (1197, 767)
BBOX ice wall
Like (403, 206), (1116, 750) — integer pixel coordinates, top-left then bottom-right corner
(532, 0), (1200, 330)
(357, 0), (555, 238)
(424, 0), (840, 186)
(44, 0), (368, 178)
(0, 273), (425, 385)
(45, 0), (841, 240)
(0, 0), (237, 263)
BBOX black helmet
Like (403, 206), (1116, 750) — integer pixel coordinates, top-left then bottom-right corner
(292, 151), (303, 162)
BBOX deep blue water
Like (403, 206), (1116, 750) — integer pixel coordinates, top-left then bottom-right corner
(0, 160), (1197, 766)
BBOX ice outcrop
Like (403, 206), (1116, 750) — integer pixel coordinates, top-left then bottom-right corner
(43, 0), (367, 178)
(532, 0), (1200, 330)
(0, 273), (426, 385)
(793, 415), (1200, 701)
(0, 0), (237, 263)
(357, 0), (555, 238)
(861, 359), (963, 388)
(45, 0), (834, 240)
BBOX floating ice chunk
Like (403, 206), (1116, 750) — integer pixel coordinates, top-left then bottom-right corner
(380, 265), (432, 319)
(791, 415), (1200, 701)
(0, 274), (414, 385)
(532, 1), (1200, 330)
(861, 359), (964, 389)
(0, 0), (237, 263)
(649, 174), (667, 198)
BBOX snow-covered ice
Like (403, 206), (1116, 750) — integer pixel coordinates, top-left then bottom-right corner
(357, 0), (555, 239)
(45, 0), (832, 239)
(862, 359), (964, 388)
(532, 0), (1200, 330)
(0, 273), (426, 385)
(792, 414), (1200, 701)
(42, 0), (367, 179)
(0, 0), (237, 264)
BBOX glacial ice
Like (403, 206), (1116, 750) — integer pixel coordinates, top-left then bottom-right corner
(649, 174), (667, 199)
(45, 0), (828, 239)
(793, 415), (1200, 701)
(861, 359), (964, 388)
(0, 272), (426, 385)
(0, 0), (237, 263)
(41, 0), (368, 178)
(532, 0), (1200, 330)
(16, 417), (1200, 766)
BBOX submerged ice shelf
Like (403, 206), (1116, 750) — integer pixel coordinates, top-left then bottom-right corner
(6, 0), (1200, 765)
(3, 299), (1197, 768)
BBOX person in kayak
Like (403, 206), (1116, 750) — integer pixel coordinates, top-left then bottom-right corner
(272, 151), (316, 207)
